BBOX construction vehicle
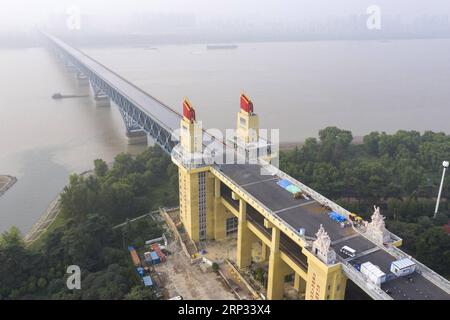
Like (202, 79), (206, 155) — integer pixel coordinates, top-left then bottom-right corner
(349, 213), (364, 224)
(293, 191), (303, 199)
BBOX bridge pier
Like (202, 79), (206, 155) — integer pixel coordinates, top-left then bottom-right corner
(294, 272), (307, 295)
(266, 223), (291, 300)
(93, 93), (110, 107)
(76, 73), (89, 86)
(89, 84), (110, 107)
(261, 242), (269, 262)
(126, 130), (148, 145)
(64, 61), (77, 73)
(213, 178), (227, 240)
(237, 199), (252, 269)
(75, 72), (90, 96)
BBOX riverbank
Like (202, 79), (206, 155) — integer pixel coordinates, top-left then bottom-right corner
(24, 195), (61, 245)
(24, 169), (93, 246)
(0, 175), (17, 197)
(279, 136), (364, 151)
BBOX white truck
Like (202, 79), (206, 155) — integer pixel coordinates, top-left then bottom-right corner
(361, 262), (386, 286)
(390, 258), (416, 277)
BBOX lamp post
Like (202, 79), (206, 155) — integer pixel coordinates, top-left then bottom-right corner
(434, 161), (449, 218)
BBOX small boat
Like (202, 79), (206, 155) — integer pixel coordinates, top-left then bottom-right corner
(51, 93), (88, 99)
(52, 93), (63, 99)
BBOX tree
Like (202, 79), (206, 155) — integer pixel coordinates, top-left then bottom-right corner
(94, 159), (108, 177)
(37, 277), (48, 289)
(0, 226), (24, 248)
(363, 132), (380, 156)
(416, 227), (450, 275)
(318, 127), (353, 163)
(124, 285), (157, 300)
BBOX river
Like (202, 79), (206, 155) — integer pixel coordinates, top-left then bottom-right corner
(0, 39), (449, 233)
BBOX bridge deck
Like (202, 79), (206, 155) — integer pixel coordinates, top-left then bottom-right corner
(218, 163), (449, 300)
(48, 34), (182, 132)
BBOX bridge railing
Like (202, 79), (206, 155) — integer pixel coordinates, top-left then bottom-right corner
(171, 145), (209, 170)
(338, 257), (393, 300)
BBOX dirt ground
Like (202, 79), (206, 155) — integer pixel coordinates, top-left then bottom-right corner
(201, 237), (266, 264)
(201, 237), (238, 262)
(154, 239), (236, 300)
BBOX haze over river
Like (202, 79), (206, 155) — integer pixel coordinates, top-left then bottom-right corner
(1, 39), (449, 233)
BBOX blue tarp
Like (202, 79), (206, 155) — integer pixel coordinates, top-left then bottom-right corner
(143, 276), (153, 287)
(150, 251), (160, 264)
(150, 252), (159, 260)
(137, 267), (145, 277)
(329, 211), (347, 223)
(286, 185), (301, 194)
(277, 179), (291, 189)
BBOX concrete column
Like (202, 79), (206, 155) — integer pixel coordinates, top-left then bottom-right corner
(261, 242), (269, 262)
(93, 92), (110, 107)
(294, 273), (307, 294)
(305, 256), (347, 300)
(267, 227), (285, 300)
(64, 62), (77, 73)
(213, 178), (226, 240)
(126, 130), (148, 145)
(237, 198), (252, 269)
(76, 73), (89, 88)
(90, 84), (111, 107)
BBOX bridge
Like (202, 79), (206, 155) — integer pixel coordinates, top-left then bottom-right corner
(43, 32), (450, 300)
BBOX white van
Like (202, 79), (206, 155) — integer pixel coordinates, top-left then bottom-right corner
(340, 246), (356, 258)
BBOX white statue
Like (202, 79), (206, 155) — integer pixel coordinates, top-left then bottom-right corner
(312, 224), (336, 264)
(366, 205), (390, 244)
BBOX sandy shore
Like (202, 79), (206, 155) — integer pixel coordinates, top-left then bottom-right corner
(24, 195), (61, 244)
(0, 175), (17, 197)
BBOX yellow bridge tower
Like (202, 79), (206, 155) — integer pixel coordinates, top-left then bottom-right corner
(171, 95), (348, 300)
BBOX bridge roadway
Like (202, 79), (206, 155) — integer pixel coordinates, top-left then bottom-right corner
(45, 32), (449, 300)
(217, 163), (450, 300)
(47, 33), (182, 131)
(45, 32), (234, 156)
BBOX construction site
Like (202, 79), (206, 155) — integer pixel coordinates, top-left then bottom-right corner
(123, 208), (250, 300)
(126, 207), (323, 301)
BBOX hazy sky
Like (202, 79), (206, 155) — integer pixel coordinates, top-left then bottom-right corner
(2, 0), (450, 28)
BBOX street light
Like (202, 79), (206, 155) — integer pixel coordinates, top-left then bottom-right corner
(434, 161), (449, 218)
